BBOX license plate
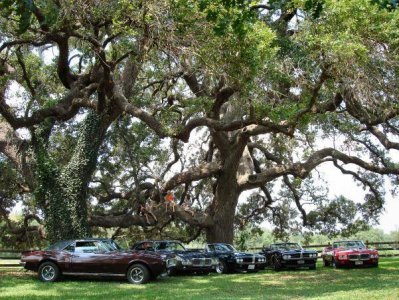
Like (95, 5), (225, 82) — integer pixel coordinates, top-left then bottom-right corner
(248, 265), (255, 270)
(297, 260), (305, 264)
(355, 261), (363, 265)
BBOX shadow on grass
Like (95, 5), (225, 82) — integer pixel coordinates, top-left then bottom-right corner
(1, 258), (399, 300)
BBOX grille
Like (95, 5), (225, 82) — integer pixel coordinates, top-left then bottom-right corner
(349, 254), (359, 260)
(302, 253), (311, 258)
(242, 257), (253, 263)
(290, 254), (301, 259)
(360, 254), (370, 259)
(191, 258), (212, 266)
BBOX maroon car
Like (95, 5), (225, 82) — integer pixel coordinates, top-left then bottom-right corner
(321, 240), (379, 268)
(20, 238), (167, 284)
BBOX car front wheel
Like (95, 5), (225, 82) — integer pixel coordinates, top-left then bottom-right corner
(216, 261), (228, 274)
(272, 256), (282, 271)
(38, 262), (60, 282)
(127, 264), (150, 284)
(323, 259), (331, 267)
(332, 259), (340, 269)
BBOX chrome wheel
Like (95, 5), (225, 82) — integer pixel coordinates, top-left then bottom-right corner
(129, 267), (144, 283)
(127, 264), (150, 284)
(216, 262), (224, 274)
(38, 262), (59, 282)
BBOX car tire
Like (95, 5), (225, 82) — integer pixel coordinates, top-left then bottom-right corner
(127, 264), (150, 284)
(323, 259), (331, 267)
(38, 261), (60, 282)
(332, 259), (340, 269)
(216, 261), (228, 274)
(272, 256), (282, 271)
(167, 267), (177, 276)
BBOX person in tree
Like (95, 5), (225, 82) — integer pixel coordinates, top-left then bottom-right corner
(164, 191), (176, 212)
(139, 202), (158, 224)
(137, 195), (157, 224)
(181, 195), (194, 216)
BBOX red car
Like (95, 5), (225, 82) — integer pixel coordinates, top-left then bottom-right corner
(321, 240), (379, 268)
(20, 238), (167, 284)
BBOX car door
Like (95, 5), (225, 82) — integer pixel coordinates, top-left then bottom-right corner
(70, 241), (110, 273)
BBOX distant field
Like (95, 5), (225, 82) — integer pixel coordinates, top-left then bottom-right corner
(0, 258), (398, 300)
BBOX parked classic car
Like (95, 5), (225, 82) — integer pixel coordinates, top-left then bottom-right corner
(202, 243), (266, 274)
(321, 240), (379, 268)
(131, 240), (218, 275)
(260, 242), (318, 271)
(20, 238), (167, 284)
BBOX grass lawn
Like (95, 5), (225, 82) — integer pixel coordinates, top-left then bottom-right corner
(0, 258), (398, 300)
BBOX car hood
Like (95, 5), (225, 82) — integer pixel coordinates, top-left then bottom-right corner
(154, 249), (213, 259)
(334, 248), (378, 255)
(280, 249), (317, 255)
(224, 251), (262, 257)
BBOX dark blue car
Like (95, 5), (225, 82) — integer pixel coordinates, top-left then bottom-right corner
(260, 242), (318, 271)
(204, 243), (266, 274)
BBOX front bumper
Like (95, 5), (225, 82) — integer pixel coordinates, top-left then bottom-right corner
(167, 259), (217, 273)
(281, 258), (317, 268)
(336, 258), (378, 267)
(233, 262), (264, 272)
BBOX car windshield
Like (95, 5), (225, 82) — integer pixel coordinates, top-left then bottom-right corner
(100, 240), (121, 251)
(155, 241), (186, 251)
(272, 243), (301, 250)
(333, 241), (366, 249)
(208, 244), (236, 252)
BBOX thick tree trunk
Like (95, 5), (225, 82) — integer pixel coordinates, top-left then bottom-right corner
(34, 112), (112, 242)
(206, 172), (240, 243)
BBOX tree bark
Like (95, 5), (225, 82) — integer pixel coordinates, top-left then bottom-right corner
(205, 174), (240, 243)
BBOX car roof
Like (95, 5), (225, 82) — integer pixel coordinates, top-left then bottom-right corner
(333, 240), (363, 243)
(272, 242), (298, 245)
(135, 240), (182, 243)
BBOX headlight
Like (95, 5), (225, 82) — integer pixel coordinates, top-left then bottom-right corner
(370, 254), (379, 258)
(283, 255), (291, 260)
(312, 253), (318, 258)
(175, 256), (183, 262)
(236, 258), (243, 263)
(338, 255), (348, 260)
(160, 254), (168, 260)
(166, 258), (177, 267)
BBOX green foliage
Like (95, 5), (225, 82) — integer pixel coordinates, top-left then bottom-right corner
(0, 0), (33, 34)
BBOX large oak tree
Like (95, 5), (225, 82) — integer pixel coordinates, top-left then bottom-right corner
(1, 0), (399, 244)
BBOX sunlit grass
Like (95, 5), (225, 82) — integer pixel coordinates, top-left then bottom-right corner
(0, 258), (398, 299)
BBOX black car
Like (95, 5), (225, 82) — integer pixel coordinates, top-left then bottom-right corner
(203, 243), (266, 274)
(131, 240), (218, 275)
(260, 242), (318, 271)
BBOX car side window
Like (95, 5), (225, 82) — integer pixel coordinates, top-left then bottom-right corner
(136, 243), (154, 251)
(75, 241), (98, 253)
(214, 245), (224, 252)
